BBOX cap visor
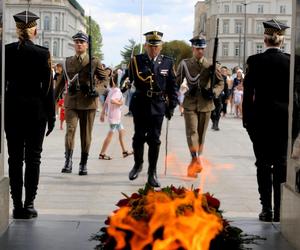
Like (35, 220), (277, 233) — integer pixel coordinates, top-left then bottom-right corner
(192, 45), (206, 48)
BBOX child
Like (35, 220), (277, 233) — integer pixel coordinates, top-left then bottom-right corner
(57, 96), (65, 130)
(233, 83), (243, 118)
(99, 70), (133, 160)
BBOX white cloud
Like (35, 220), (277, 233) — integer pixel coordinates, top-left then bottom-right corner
(77, 0), (199, 66)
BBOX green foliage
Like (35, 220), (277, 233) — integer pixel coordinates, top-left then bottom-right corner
(161, 40), (192, 68)
(120, 39), (143, 66)
(85, 16), (103, 60)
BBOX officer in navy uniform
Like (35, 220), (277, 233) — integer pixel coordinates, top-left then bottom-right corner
(243, 19), (290, 222)
(128, 31), (178, 187)
(5, 11), (55, 219)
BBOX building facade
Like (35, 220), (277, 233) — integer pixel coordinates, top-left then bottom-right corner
(194, 0), (292, 70)
(5, 0), (86, 63)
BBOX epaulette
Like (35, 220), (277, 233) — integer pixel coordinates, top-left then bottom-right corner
(160, 54), (172, 60)
(35, 44), (49, 50)
(5, 42), (19, 49)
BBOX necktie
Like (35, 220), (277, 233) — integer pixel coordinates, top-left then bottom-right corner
(150, 58), (155, 72)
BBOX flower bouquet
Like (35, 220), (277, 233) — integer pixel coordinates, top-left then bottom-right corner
(91, 185), (263, 250)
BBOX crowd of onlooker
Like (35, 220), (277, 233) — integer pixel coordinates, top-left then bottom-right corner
(221, 65), (244, 118)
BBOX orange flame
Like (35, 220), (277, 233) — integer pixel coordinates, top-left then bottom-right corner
(107, 190), (223, 250)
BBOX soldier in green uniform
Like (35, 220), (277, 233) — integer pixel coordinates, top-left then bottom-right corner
(5, 11), (55, 219)
(55, 31), (107, 175)
(176, 36), (224, 178)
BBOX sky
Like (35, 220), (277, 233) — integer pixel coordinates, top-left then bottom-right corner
(77, 0), (200, 66)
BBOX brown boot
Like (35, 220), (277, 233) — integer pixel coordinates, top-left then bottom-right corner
(187, 158), (201, 178)
(195, 157), (203, 173)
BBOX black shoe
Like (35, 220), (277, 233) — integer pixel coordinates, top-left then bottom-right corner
(259, 209), (273, 222)
(23, 205), (38, 219)
(129, 164), (143, 180)
(12, 207), (25, 219)
(147, 174), (160, 188)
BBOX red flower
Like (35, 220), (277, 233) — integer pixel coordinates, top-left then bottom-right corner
(205, 193), (220, 210)
(116, 198), (129, 207)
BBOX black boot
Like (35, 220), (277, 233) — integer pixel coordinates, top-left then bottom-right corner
(23, 161), (40, 219)
(147, 145), (160, 188)
(257, 165), (272, 221)
(129, 146), (144, 180)
(10, 182), (25, 219)
(214, 120), (220, 131)
(9, 161), (25, 219)
(211, 120), (216, 129)
(259, 207), (273, 222)
(23, 200), (38, 219)
(79, 152), (88, 176)
(12, 199), (24, 219)
(61, 150), (73, 173)
(272, 162), (286, 222)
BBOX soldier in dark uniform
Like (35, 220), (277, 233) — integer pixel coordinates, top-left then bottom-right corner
(5, 11), (55, 219)
(128, 31), (178, 187)
(243, 19), (290, 222)
(55, 31), (107, 175)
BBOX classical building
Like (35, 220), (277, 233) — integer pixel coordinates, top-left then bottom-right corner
(194, 0), (292, 70)
(4, 0), (86, 63)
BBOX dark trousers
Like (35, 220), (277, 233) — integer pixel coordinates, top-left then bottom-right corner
(247, 127), (287, 211)
(5, 119), (47, 207)
(132, 114), (164, 168)
(211, 97), (222, 122)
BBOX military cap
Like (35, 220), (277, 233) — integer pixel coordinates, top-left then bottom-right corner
(189, 36), (207, 48)
(263, 19), (289, 36)
(72, 31), (89, 42)
(13, 10), (39, 29)
(144, 31), (163, 46)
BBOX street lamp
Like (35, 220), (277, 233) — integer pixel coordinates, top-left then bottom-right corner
(243, 1), (247, 71)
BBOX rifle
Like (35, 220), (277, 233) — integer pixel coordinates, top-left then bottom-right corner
(87, 15), (99, 97)
(209, 18), (220, 95)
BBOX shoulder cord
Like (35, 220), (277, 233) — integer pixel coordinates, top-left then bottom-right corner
(181, 60), (201, 85)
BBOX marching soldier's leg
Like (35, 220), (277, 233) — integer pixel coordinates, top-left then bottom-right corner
(148, 144), (161, 187)
(78, 109), (96, 175)
(184, 110), (201, 177)
(129, 116), (146, 180)
(6, 132), (25, 219)
(197, 111), (211, 169)
(146, 115), (164, 187)
(62, 108), (79, 173)
(24, 121), (47, 219)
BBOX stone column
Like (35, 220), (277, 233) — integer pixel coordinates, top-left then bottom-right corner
(0, 0), (9, 236)
(281, 0), (300, 248)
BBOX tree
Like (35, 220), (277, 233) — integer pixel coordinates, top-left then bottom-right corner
(85, 16), (103, 60)
(161, 40), (192, 68)
(120, 39), (143, 66)
(120, 39), (192, 69)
